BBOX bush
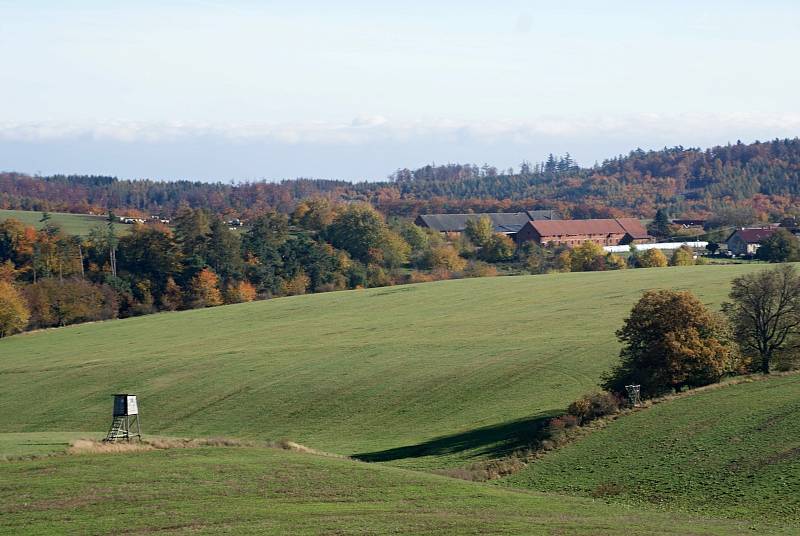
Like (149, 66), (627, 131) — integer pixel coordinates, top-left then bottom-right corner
(478, 233), (515, 263)
(281, 271), (311, 296)
(567, 392), (621, 424)
(639, 248), (668, 268)
(670, 245), (695, 266)
(606, 254), (628, 270)
(591, 482), (626, 498)
(571, 241), (606, 272)
(462, 261), (498, 278)
(545, 414), (581, 444)
(224, 281), (257, 304)
(418, 243), (467, 272)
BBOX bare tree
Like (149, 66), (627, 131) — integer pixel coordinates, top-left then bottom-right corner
(723, 265), (800, 373)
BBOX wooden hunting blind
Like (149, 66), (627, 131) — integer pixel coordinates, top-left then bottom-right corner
(104, 394), (141, 442)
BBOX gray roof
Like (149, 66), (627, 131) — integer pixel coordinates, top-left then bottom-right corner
(416, 210), (559, 233)
(526, 210), (560, 221)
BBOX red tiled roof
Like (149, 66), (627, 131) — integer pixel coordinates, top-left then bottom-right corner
(615, 218), (650, 239)
(530, 218), (649, 238)
(730, 228), (777, 244)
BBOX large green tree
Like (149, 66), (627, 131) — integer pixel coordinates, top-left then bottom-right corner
(724, 265), (800, 374)
(464, 216), (494, 247)
(325, 204), (387, 264)
(205, 218), (243, 285)
(242, 212), (290, 293)
(117, 226), (181, 298)
(756, 229), (800, 263)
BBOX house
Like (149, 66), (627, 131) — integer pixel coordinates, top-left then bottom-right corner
(414, 210), (559, 239)
(726, 227), (777, 256)
(515, 218), (651, 247)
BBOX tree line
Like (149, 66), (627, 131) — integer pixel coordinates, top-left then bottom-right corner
(3, 139), (800, 224)
(0, 203), (705, 337)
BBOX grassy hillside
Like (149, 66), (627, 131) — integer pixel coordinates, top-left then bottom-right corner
(502, 374), (800, 523)
(0, 264), (770, 468)
(0, 445), (790, 535)
(0, 208), (124, 236)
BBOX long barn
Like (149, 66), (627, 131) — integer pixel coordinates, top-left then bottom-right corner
(415, 210), (559, 238)
(515, 218), (651, 247)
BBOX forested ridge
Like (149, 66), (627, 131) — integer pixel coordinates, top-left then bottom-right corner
(3, 138), (800, 220)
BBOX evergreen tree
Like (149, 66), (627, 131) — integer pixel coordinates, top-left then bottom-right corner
(648, 209), (672, 238)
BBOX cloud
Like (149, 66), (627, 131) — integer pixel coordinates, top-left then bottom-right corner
(0, 113), (798, 147)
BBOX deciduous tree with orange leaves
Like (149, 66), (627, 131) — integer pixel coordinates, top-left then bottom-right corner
(189, 268), (223, 308)
(603, 289), (739, 397)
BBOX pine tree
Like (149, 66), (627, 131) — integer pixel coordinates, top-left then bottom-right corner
(647, 209), (672, 238)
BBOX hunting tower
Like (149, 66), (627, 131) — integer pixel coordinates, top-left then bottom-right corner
(104, 394), (142, 442)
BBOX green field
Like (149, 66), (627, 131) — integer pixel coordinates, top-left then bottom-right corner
(3, 264), (799, 533)
(0, 208), (124, 236)
(503, 373), (800, 522)
(0, 432), (101, 459)
(1, 445), (791, 535)
(0, 264), (769, 466)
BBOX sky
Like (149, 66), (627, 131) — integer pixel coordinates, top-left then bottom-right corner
(1, 0), (799, 181)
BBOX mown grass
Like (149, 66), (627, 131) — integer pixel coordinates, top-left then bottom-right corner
(0, 264), (773, 468)
(0, 446), (791, 535)
(502, 374), (800, 523)
(0, 208), (124, 236)
(0, 432), (101, 459)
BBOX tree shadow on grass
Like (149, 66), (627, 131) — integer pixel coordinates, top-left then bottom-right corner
(353, 411), (557, 463)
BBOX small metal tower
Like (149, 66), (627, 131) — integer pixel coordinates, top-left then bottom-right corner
(625, 384), (643, 407)
(104, 394), (141, 442)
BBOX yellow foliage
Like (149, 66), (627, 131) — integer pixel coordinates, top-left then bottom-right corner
(424, 244), (467, 272)
(640, 248), (668, 268)
(281, 272), (310, 296)
(670, 245), (695, 266)
(0, 281), (30, 337)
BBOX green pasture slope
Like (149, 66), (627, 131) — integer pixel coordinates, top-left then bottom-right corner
(503, 373), (800, 523)
(0, 264), (770, 467)
(0, 208), (123, 236)
(2, 264), (800, 534)
(0, 446), (790, 535)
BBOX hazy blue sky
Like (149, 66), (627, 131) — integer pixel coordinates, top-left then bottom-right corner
(1, 1), (799, 180)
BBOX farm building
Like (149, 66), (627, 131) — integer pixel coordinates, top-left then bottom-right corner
(604, 241), (708, 253)
(671, 218), (706, 230)
(415, 210), (559, 238)
(516, 218), (651, 247)
(726, 227), (777, 256)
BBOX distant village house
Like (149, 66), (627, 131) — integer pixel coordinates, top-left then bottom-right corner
(726, 228), (777, 256)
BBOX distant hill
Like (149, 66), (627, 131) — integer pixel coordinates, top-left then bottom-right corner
(2, 138), (800, 219)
